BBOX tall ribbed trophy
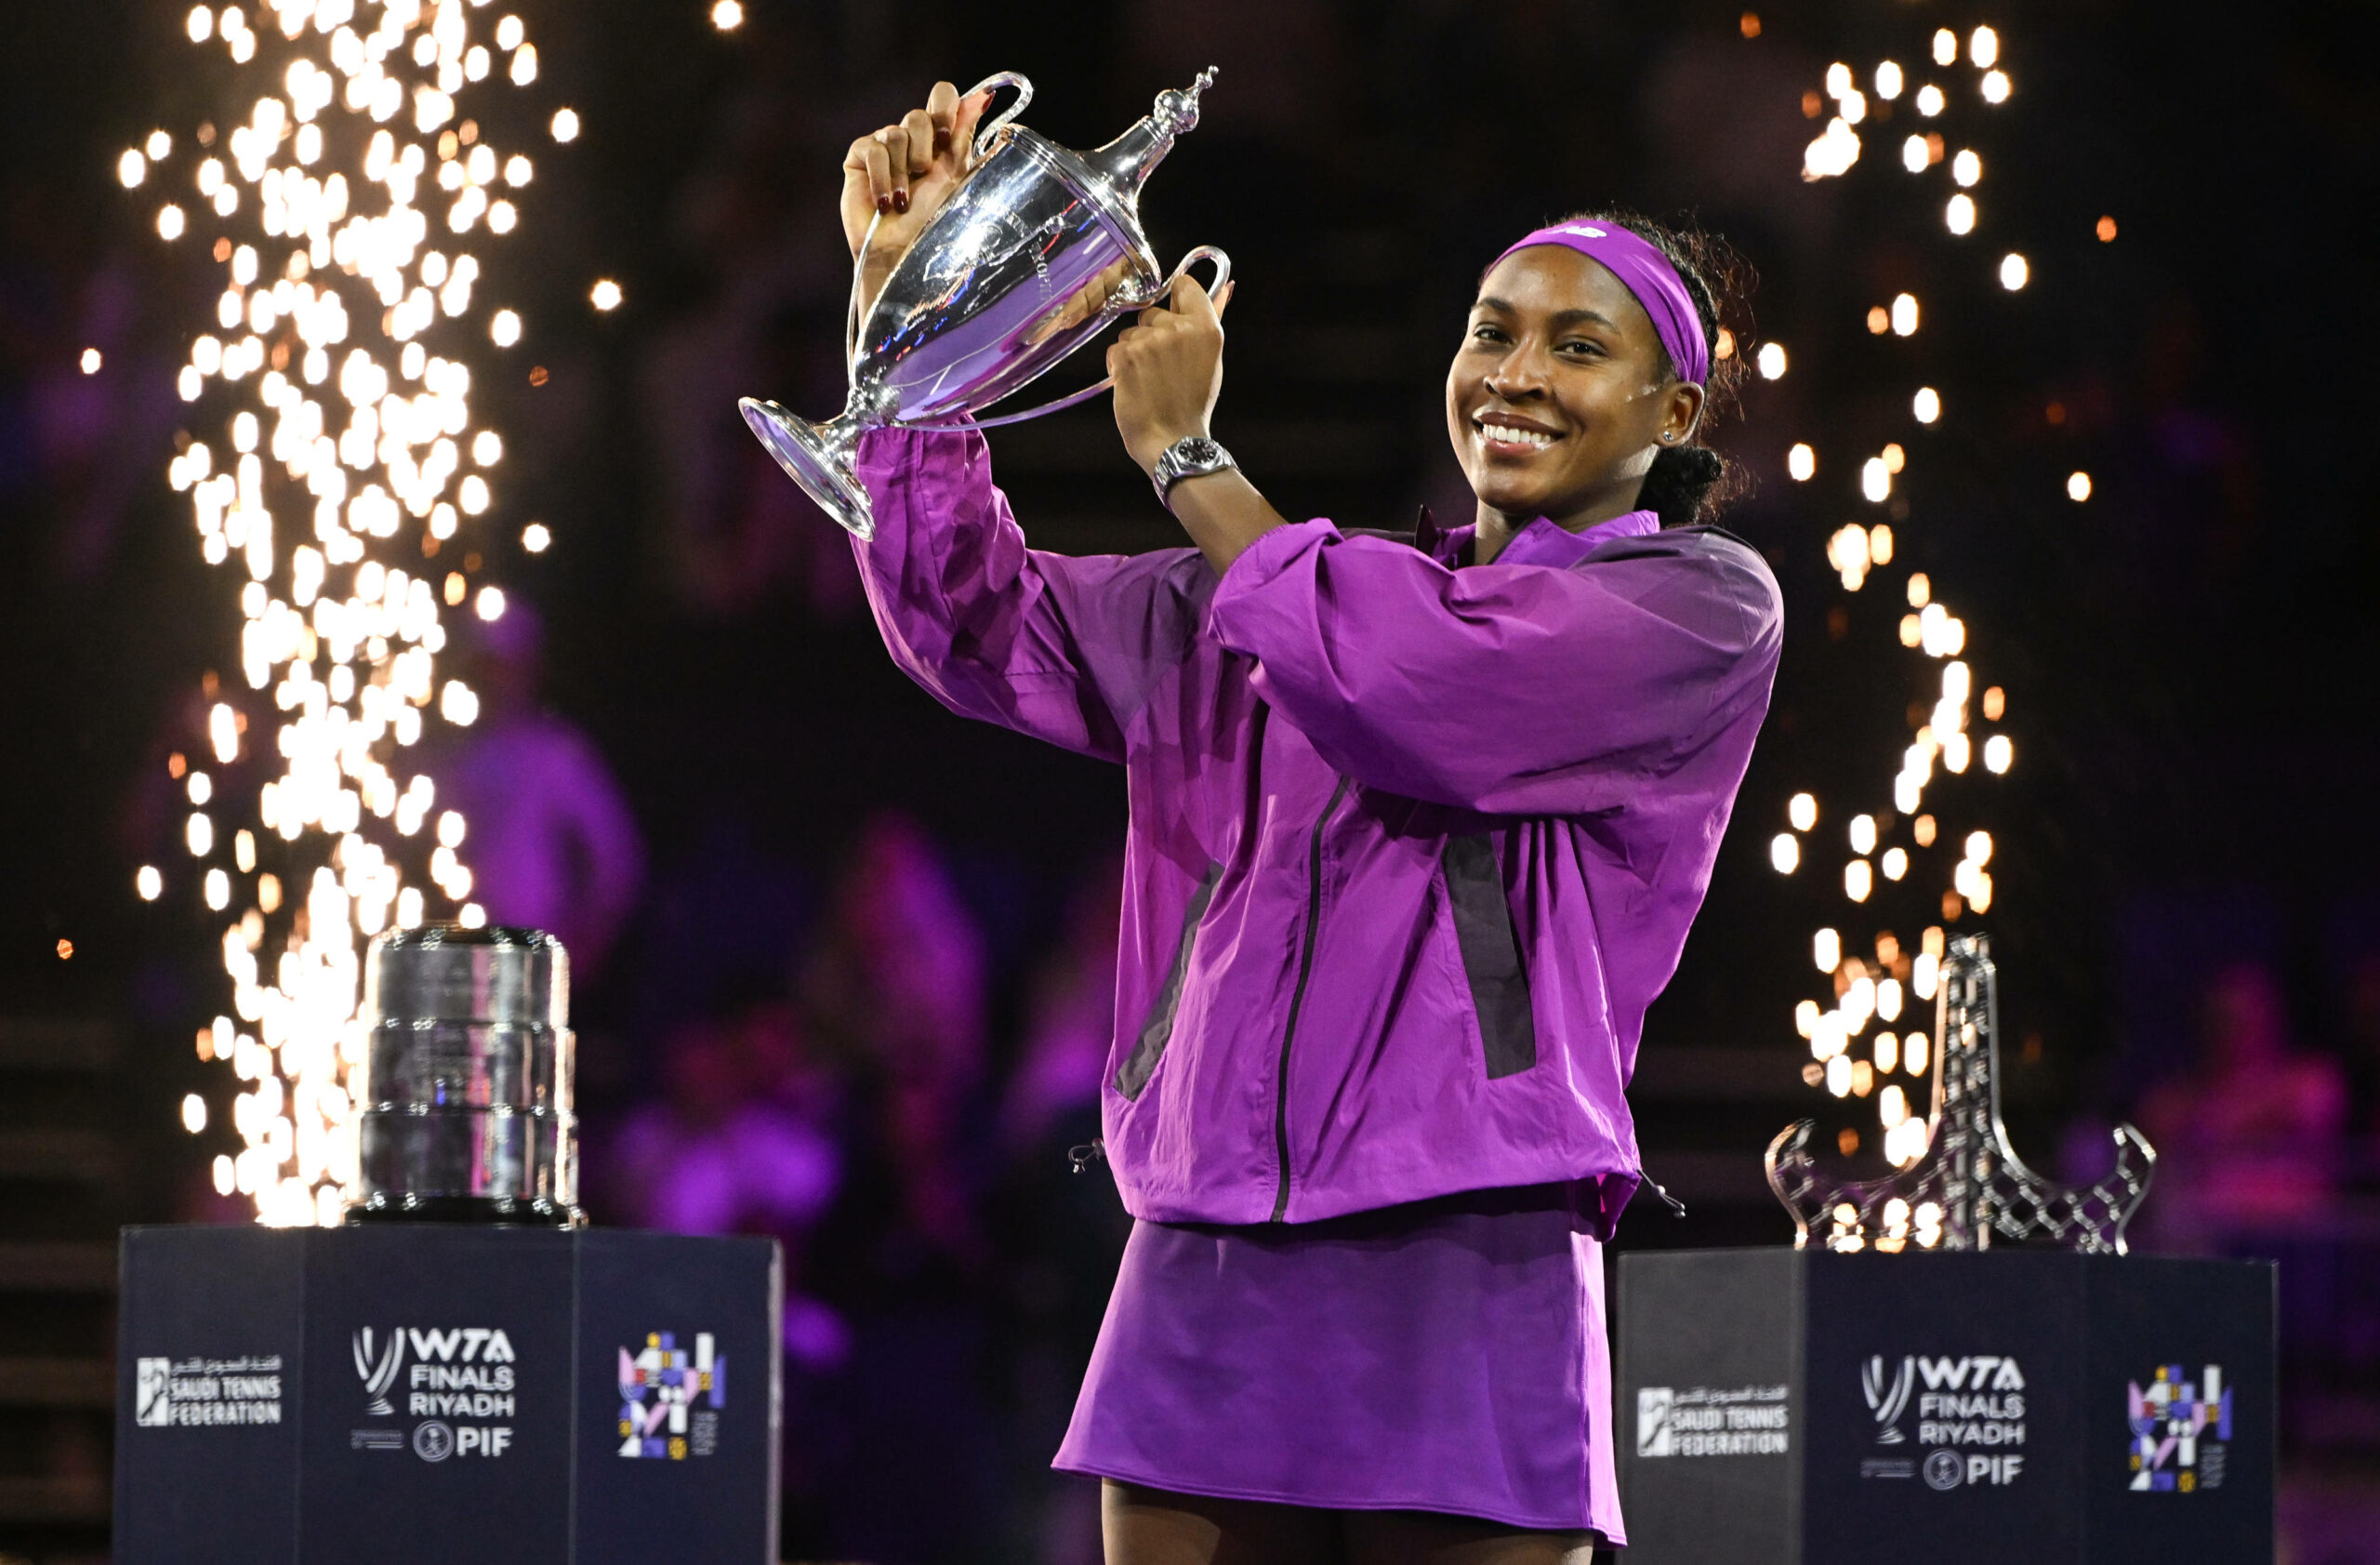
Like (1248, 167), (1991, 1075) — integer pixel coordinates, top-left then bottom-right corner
(1765, 933), (2155, 1253)
(348, 924), (580, 1226)
(739, 68), (1231, 540)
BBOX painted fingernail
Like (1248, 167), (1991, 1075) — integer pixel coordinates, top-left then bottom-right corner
(877, 194), (892, 214)
(892, 190), (909, 213)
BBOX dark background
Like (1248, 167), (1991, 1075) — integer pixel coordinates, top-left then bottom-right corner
(1, 1), (2374, 1560)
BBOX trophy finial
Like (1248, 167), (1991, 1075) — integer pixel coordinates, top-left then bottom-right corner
(1152, 66), (1219, 138)
(1084, 67), (1221, 202)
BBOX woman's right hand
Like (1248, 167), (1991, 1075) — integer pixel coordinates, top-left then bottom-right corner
(840, 83), (993, 309)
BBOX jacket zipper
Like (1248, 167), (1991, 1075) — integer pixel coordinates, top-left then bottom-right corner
(1270, 775), (1354, 1222)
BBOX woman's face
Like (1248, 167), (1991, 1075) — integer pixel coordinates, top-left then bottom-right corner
(1446, 245), (1703, 529)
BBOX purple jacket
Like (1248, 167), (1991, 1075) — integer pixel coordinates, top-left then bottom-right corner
(852, 429), (1781, 1235)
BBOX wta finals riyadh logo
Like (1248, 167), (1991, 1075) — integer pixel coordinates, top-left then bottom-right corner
(2129, 1363), (2231, 1492)
(1863, 1355), (1916, 1445)
(352, 1327), (404, 1417)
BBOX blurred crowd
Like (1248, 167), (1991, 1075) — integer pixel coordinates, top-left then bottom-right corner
(581, 810), (1130, 1564)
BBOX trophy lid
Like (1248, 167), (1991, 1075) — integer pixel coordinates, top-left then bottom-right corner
(364, 923), (568, 1029)
(1078, 67), (1217, 208)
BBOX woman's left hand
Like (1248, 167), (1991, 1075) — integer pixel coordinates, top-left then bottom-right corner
(1109, 277), (1234, 473)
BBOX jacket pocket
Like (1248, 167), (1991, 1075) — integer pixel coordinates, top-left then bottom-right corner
(1114, 861), (1222, 1100)
(1441, 833), (1538, 1079)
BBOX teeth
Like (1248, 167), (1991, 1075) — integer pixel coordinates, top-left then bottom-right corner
(1477, 421), (1554, 448)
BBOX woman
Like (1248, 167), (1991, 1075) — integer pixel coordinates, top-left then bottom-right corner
(831, 84), (1781, 1564)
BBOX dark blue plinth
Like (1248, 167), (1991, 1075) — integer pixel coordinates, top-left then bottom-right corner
(1616, 1248), (2275, 1564)
(112, 1225), (780, 1565)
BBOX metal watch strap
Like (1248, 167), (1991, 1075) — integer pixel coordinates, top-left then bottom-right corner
(1151, 435), (1236, 508)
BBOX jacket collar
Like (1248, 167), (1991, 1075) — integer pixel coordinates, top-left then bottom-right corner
(1415, 505), (1661, 568)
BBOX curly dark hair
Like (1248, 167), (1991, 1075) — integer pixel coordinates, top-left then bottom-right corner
(1502, 208), (1755, 528)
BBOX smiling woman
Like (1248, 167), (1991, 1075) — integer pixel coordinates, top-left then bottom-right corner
(799, 82), (1783, 1565)
(1455, 212), (1751, 555)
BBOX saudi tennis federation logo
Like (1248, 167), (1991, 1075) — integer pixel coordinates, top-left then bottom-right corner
(1864, 1355), (1916, 1445)
(2129, 1363), (2231, 1492)
(352, 1327), (404, 1417)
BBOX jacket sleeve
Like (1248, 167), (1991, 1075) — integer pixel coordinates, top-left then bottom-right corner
(1204, 519), (1782, 816)
(849, 427), (1209, 762)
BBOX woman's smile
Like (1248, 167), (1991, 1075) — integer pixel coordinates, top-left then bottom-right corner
(1473, 412), (1565, 456)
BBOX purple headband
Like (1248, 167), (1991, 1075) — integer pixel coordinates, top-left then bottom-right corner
(1490, 221), (1709, 387)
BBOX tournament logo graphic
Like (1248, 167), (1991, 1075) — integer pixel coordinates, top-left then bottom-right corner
(1924, 1449), (1964, 1490)
(618, 1332), (725, 1460)
(1863, 1355), (1915, 1445)
(350, 1326), (519, 1460)
(352, 1327), (404, 1417)
(2128, 1362), (2230, 1492)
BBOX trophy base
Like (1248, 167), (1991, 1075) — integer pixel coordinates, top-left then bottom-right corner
(740, 397), (875, 541)
(345, 1191), (582, 1227)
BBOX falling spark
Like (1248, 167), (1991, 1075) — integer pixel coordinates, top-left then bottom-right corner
(2068, 471), (2093, 501)
(711, 0), (746, 28)
(133, 2), (551, 1227)
(1775, 33), (2036, 1180)
(1756, 340), (1786, 379)
(590, 278), (622, 311)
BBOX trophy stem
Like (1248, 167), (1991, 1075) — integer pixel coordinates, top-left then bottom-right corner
(739, 398), (875, 541)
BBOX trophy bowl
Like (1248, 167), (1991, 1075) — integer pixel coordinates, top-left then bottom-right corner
(348, 923), (581, 1227)
(740, 68), (1231, 540)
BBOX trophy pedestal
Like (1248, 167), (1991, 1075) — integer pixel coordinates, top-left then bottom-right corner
(112, 1225), (780, 1564)
(1616, 1249), (2274, 1564)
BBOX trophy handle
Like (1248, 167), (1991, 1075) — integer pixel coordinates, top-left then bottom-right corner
(923, 245), (1233, 431)
(966, 72), (1035, 159)
(841, 74), (1033, 365)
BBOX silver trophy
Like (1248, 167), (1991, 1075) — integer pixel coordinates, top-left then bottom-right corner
(348, 924), (581, 1227)
(1766, 933), (2155, 1253)
(739, 69), (1231, 540)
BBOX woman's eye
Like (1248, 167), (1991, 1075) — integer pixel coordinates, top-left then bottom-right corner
(1559, 339), (1606, 357)
(1470, 324), (1506, 343)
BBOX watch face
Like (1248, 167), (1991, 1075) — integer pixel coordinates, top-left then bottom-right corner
(1175, 437), (1224, 468)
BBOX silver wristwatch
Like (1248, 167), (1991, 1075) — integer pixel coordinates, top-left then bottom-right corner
(1150, 435), (1236, 508)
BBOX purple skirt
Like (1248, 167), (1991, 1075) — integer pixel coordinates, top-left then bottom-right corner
(1052, 1183), (1621, 1541)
